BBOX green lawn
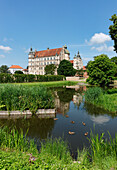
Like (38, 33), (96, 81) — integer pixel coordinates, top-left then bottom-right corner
(6, 81), (78, 87)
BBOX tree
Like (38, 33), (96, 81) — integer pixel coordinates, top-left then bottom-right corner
(0, 65), (9, 73)
(87, 54), (116, 86)
(110, 56), (117, 65)
(45, 64), (56, 75)
(14, 70), (23, 74)
(110, 56), (117, 77)
(109, 14), (117, 53)
(57, 60), (76, 76)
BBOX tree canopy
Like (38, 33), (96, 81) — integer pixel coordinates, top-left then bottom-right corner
(86, 54), (116, 86)
(14, 70), (23, 74)
(110, 56), (117, 65)
(57, 60), (76, 76)
(109, 14), (117, 53)
(45, 64), (56, 75)
(0, 65), (9, 73)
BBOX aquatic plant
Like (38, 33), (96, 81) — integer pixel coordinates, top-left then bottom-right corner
(0, 85), (54, 113)
(0, 127), (117, 169)
(85, 87), (117, 113)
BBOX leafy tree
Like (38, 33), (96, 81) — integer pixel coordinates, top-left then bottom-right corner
(77, 68), (84, 77)
(111, 56), (117, 77)
(57, 60), (76, 76)
(109, 14), (117, 53)
(45, 64), (56, 75)
(0, 65), (9, 73)
(87, 54), (116, 86)
(14, 70), (23, 74)
(110, 56), (117, 65)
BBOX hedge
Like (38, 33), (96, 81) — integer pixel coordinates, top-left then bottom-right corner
(0, 73), (65, 83)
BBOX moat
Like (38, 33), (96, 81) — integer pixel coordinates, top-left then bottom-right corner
(0, 86), (117, 157)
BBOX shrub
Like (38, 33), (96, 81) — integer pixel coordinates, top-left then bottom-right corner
(0, 74), (65, 83)
(85, 87), (103, 103)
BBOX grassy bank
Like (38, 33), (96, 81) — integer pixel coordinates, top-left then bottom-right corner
(85, 87), (117, 113)
(0, 85), (54, 112)
(9, 81), (78, 87)
(0, 127), (117, 169)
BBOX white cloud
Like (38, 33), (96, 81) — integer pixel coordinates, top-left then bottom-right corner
(91, 44), (114, 52)
(0, 55), (5, 58)
(0, 45), (12, 52)
(91, 115), (110, 124)
(86, 33), (111, 45)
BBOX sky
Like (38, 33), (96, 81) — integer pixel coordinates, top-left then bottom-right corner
(0, 0), (117, 68)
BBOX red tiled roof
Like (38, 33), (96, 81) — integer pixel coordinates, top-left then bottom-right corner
(70, 60), (73, 64)
(9, 65), (23, 69)
(23, 69), (28, 71)
(34, 48), (63, 58)
(83, 66), (86, 70)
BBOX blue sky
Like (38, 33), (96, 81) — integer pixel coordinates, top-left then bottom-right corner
(0, 0), (117, 68)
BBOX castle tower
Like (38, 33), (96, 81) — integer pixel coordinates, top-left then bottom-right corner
(73, 51), (83, 70)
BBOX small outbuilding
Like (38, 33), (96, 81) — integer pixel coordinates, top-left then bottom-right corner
(9, 65), (23, 74)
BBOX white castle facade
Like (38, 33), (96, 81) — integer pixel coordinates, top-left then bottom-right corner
(28, 45), (83, 75)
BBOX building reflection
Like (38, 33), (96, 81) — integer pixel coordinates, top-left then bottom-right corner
(54, 86), (85, 115)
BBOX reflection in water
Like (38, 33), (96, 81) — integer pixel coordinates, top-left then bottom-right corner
(0, 85), (117, 154)
(84, 102), (116, 118)
(0, 116), (55, 139)
(90, 115), (110, 124)
(53, 87), (83, 115)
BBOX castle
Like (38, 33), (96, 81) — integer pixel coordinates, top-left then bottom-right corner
(28, 45), (83, 75)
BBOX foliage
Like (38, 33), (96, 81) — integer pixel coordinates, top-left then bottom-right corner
(77, 68), (84, 77)
(86, 54), (116, 86)
(0, 65), (9, 73)
(85, 87), (103, 102)
(109, 14), (117, 53)
(111, 56), (117, 65)
(106, 88), (117, 94)
(0, 73), (65, 83)
(57, 60), (76, 76)
(111, 56), (117, 77)
(45, 64), (56, 75)
(0, 85), (54, 112)
(0, 127), (117, 169)
(85, 87), (117, 113)
(14, 70), (23, 74)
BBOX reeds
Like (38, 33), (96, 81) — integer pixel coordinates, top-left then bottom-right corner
(0, 127), (117, 169)
(85, 87), (117, 113)
(0, 85), (54, 113)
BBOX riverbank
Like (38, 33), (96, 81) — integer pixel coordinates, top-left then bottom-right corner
(85, 87), (117, 113)
(0, 127), (117, 169)
(1, 81), (78, 87)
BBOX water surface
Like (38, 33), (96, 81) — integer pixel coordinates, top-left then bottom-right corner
(0, 85), (117, 157)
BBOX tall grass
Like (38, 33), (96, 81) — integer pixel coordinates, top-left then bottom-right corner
(0, 85), (54, 113)
(0, 127), (117, 169)
(0, 127), (37, 154)
(40, 137), (72, 163)
(85, 87), (117, 113)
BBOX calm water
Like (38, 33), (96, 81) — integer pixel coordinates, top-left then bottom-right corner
(0, 85), (117, 157)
